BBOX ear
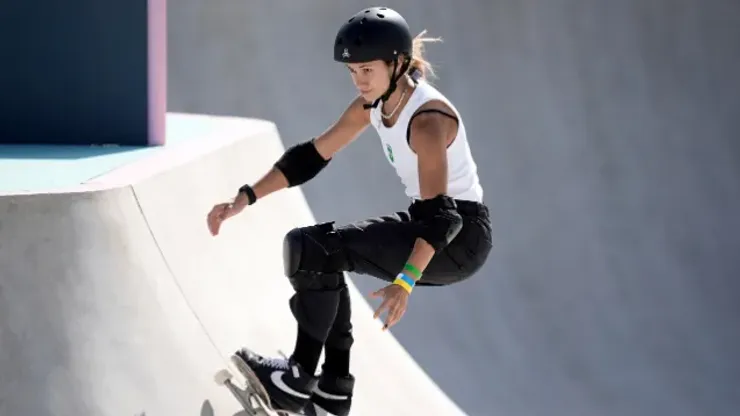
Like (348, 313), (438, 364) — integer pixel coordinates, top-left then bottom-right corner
(389, 55), (406, 76)
(383, 59), (395, 73)
(398, 55), (413, 76)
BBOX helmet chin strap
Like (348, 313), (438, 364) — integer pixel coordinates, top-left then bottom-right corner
(363, 56), (412, 109)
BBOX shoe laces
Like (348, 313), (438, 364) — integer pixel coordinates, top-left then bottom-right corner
(275, 350), (303, 379)
(257, 355), (289, 370)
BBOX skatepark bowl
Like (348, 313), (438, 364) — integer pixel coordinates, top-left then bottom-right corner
(2, 1), (740, 415)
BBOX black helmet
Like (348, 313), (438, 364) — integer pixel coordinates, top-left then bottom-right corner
(334, 7), (412, 63)
(334, 7), (414, 108)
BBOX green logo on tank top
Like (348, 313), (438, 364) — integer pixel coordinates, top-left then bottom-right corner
(386, 143), (395, 163)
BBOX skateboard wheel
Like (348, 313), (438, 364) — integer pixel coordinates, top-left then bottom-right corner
(214, 369), (233, 385)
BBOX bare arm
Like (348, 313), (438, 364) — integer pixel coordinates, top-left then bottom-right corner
(245, 96), (370, 202)
(313, 95), (371, 159)
(404, 101), (459, 273)
(371, 100), (460, 329)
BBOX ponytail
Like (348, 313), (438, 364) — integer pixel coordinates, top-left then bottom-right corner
(407, 30), (442, 80)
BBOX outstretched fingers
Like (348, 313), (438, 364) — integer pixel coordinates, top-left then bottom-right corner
(371, 286), (409, 330)
(371, 288), (390, 320)
(384, 303), (405, 330)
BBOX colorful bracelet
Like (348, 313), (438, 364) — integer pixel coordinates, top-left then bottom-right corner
(403, 263), (422, 280)
(393, 272), (416, 294)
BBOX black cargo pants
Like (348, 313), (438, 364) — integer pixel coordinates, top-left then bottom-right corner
(286, 199), (493, 351)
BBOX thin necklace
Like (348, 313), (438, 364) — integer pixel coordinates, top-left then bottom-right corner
(381, 87), (407, 120)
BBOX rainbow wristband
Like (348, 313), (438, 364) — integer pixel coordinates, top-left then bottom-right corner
(403, 263), (422, 280)
(393, 273), (416, 294)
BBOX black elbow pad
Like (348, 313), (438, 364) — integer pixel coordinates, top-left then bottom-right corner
(274, 139), (330, 187)
(409, 195), (464, 251)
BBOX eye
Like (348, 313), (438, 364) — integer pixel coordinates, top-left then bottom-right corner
(363, 67), (373, 74)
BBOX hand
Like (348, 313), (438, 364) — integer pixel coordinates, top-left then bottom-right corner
(207, 193), (249, 236)
(371, 283), (410, 331)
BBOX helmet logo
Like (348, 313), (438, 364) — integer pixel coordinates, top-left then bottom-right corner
(342, 48), (351, 59)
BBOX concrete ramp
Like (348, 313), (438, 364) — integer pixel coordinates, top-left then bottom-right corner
(0, 114), (462, 416)
(0, 187), (230, 416)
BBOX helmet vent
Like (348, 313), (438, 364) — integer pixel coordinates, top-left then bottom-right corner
(348, 17), (354, 22)
(377, 13), (385, 18)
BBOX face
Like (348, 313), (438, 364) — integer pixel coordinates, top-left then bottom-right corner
(346, 60), (392, 101)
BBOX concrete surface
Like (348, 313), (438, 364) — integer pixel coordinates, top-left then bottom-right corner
(0, 114), (224, 194)
(0, 113), (462, 416)
(168, 1), (740, 415)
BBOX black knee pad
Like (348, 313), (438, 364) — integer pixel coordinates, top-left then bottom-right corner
(283, 227), (304, 278)
(282, 221), (348, 291)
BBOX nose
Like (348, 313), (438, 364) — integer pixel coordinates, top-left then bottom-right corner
(351, 71), (366, 82)
(350, 73), (370, 92)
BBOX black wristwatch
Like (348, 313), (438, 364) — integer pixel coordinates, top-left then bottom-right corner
(238, 184), (257, 205)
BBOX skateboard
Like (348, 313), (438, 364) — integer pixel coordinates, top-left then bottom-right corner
(214, 353), (304, 416)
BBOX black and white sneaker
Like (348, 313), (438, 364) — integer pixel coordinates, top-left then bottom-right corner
(232, 347), (317, 414)
(304, 372), (355, 416)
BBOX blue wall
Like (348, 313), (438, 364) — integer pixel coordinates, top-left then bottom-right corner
(0, 1), (160, 146)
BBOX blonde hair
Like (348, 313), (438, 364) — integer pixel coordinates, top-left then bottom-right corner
(408, 30), (442, 79)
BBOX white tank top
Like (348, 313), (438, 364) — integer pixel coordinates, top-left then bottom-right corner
(368, 79), (484, 203)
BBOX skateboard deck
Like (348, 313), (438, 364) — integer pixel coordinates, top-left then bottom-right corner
(214, 354), (304, 416)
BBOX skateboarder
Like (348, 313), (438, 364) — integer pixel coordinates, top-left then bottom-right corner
(207, 7), (492, 415)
